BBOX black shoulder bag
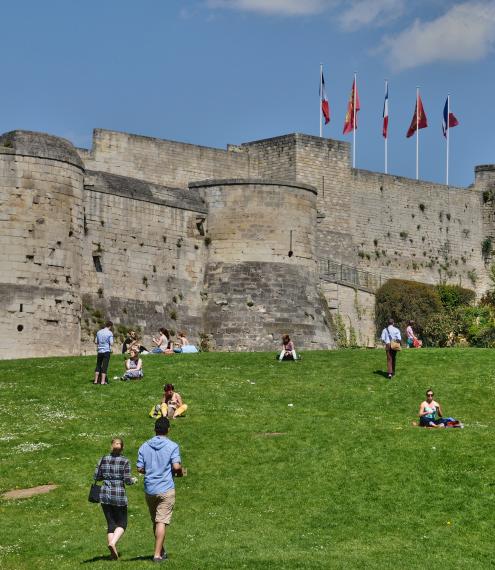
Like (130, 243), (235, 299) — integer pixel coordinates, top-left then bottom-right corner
(88, 459), (103, 503)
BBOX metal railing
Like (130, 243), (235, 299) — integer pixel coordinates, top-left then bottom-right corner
(319, 259), (383, 292)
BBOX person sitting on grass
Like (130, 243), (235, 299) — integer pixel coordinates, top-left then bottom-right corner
(123, 330), (149, 354)
(278, 334), (297, 361)
(418, 389), (463, 428)
(161, 383), (188, 419)
(121, 348), (143, 380)
(151, 328), (170, 354)
(173, 331), (198, 354)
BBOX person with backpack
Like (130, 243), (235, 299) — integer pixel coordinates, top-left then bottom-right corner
(380, 318), (401, 379)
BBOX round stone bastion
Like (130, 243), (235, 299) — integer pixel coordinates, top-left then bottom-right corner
(0, 130), (85, 359)
(189, 178), (333, 351)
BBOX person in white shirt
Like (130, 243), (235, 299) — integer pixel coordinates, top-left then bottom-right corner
(380, 318), (401, 379)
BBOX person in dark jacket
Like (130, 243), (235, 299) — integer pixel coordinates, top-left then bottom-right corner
(94, 437), (136, 560)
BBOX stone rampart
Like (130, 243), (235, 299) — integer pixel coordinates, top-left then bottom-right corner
(80, 171), (208, 353)
(2, 127), (495, 358)
(0, 131), (84, 359)
(80, 129), (254, 189)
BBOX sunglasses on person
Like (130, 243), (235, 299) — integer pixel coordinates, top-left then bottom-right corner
(427, 393), (434, 397)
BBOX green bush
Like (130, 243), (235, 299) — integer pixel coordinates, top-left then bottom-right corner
(422, 310), (465, 347)
(436, 284), (475, 309)
(375, 279), (443, 336)
(457, 305), (495, 347)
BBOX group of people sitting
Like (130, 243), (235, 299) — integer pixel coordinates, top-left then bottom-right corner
(116, 328), (198, 381)
(150, 328), (198, 355)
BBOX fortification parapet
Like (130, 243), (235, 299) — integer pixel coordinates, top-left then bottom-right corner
(475, 164), (495, 188)
(0, 130), (85, 359)
(192, 178), (334, 351)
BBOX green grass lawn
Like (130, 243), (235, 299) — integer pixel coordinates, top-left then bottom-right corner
(0, 348), (494, 569)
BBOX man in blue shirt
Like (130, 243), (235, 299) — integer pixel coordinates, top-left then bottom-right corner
(94, 321), (114, 385)
(380, 318), (402, 379)
(137, 417), (183, 563)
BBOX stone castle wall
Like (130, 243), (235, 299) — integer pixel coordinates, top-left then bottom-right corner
(80, 129), (253, 188)
(79, 170), (208, 353)
(0, 132), (85, 359)
(1, 127), (494, 358)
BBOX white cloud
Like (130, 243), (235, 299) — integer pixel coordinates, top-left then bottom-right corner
(339, 0), (405, 31)
(206, 0), (404, 28)
(206, 0), (332, 16)
(380, 1), (495, 70)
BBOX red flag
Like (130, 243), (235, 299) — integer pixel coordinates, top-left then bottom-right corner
(406, 94), (427, 138)
(320, 71), (330, 124)
(343, 78), (360, 134)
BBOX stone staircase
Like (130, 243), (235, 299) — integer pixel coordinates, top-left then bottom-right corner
(318, 259), (384, 292)
(318, 259), (384, 347)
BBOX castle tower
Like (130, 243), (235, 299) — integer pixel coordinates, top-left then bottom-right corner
(0, 131), (85, 359)
(191, 178), (334, 351)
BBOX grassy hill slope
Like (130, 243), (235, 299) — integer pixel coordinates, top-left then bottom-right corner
(0, 349), (493, 569)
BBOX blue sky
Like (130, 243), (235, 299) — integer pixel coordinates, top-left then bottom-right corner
(2, 0), (495, 187)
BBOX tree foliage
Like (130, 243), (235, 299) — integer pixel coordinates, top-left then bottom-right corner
(375, 279), (443, 336)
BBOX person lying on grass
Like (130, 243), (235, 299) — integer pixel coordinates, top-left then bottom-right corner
(418, 389), (463, 428)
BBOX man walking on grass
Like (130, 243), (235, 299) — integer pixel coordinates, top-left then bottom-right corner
(137, 417), (183, 563)
(94, 321), (113, 385)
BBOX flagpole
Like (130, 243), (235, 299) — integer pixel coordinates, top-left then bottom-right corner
(384, 80), (388, 175)
(353, 72), (357, 168)
(446, 94), (450, 185)
(319, 64), (323, 138)
(416, 86), (419, 180)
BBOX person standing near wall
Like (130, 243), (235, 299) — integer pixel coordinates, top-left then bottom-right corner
(380, 319), (401, 379)
(137, 417), (183, 563)
(94, 321), (114, 385)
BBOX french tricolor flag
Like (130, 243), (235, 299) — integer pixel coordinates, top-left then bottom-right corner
(382, 82), (389, 139)
(442, 97), (459, 137)
(320, 70), (330, 125)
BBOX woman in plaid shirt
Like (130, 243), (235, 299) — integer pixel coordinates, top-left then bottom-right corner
(94, 438), (137, 560)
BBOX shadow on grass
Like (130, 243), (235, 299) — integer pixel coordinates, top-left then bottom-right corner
(81, 555), (111, 563)
(81, 555), (152, 564)
(373, 370), (390, 378)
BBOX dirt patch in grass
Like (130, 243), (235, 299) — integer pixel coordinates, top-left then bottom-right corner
(2, 484), (58, 500)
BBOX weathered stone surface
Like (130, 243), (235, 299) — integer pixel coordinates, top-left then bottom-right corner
(0, 130), (84, 169)
(1, 127), (494, 358)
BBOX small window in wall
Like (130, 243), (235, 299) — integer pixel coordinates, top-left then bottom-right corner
(93, 255), (103, 273)
(17, 324), (24, 332)
(19, 304), (23, 312)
